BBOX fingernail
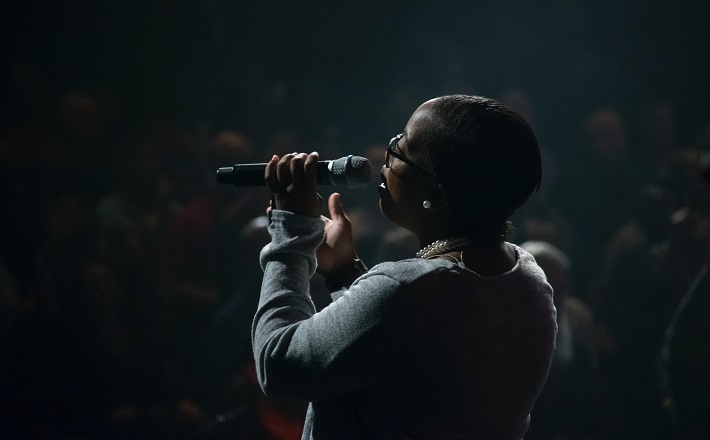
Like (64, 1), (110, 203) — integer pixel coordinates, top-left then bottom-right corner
(272, 155), (278, 160)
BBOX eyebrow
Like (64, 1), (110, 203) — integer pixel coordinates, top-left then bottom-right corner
(393, 136), (404, 153)
(396, 132), (406, 151)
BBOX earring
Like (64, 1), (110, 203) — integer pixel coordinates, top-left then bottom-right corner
(422, 200), (432, 209)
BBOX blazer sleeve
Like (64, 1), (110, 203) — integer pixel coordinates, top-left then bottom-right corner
(252, 210), (405, 402)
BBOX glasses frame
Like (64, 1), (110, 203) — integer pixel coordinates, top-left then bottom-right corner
(386, 134), (437, 177)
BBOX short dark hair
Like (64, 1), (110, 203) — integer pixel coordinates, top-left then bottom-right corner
(417, 95), (542, 242)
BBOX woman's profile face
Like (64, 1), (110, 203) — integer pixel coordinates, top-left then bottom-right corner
(378, 98), (438, 231)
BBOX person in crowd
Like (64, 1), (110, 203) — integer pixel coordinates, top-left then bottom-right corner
(549, 107), (643, 302)
(158, 130), (268, 402)
(521, 241), (601, 440)
(593, 131), (710, 438)
(252, 95), (557, 439)
(634, 100), (679, 185)
(195, 344), (307, 440)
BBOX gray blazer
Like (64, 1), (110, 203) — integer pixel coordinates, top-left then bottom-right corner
(253, 210), (557, 440)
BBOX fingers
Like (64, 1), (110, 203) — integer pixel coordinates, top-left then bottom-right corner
(268, 152), (318, 191)
(265, 155), (280, 193)
(277, 154), (295, 188)
(328, 193), (348, 222)
(266, 152), (321, 217)
(304, 152), (319, 185)
(291, 152), (319, 185)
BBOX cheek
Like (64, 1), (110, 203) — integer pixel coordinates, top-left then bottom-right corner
(379, 172), (417, 222)
(378, 172), (397, 217)
(379, 192), (399, 224)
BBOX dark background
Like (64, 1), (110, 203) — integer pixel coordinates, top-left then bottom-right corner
(2, 1), (710, 439)
(3, 0), (710, 148)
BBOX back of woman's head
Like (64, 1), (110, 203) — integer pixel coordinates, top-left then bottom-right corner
(419, 95), (541, 242)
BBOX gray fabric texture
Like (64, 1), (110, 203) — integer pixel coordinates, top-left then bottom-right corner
(252, 209), (557, 439)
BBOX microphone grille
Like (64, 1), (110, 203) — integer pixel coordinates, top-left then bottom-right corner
(330, 155), (372, 188)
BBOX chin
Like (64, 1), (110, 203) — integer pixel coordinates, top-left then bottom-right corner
(378, 186), (406, 228)
(378, 198), (389, 220)
(377, 186), (389, 217)
(378, 203), (390, 222)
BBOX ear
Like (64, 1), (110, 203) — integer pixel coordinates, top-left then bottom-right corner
(423, 183), (449, 211)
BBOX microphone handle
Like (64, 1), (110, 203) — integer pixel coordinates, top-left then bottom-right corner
(216, 161), (334, 186)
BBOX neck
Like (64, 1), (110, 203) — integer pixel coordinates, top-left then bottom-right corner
(417, 230), (505, 253)
(417, 226), (458, 250)
(416, 235), (474, 259)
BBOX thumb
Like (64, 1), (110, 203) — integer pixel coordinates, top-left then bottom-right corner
(328, 193), (348, 222)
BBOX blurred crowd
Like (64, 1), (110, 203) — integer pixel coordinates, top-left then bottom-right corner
(1, 61), (709, 440)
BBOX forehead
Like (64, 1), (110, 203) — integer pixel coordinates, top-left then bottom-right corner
(401, 99), (438, 153)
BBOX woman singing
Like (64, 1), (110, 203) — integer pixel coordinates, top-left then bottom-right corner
(252, 95), (557, 439)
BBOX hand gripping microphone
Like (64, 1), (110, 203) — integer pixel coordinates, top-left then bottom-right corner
(216, 155), (372, 189)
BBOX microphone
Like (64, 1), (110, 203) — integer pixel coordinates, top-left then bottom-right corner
(216, 155), (372, 189)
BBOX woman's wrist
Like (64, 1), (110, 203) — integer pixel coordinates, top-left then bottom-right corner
(324, 258), (368, 292)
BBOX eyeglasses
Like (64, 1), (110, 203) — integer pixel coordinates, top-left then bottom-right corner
(386, 134), (436, 177)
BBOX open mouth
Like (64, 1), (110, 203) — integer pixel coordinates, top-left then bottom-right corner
(379, 172), (387, 190)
